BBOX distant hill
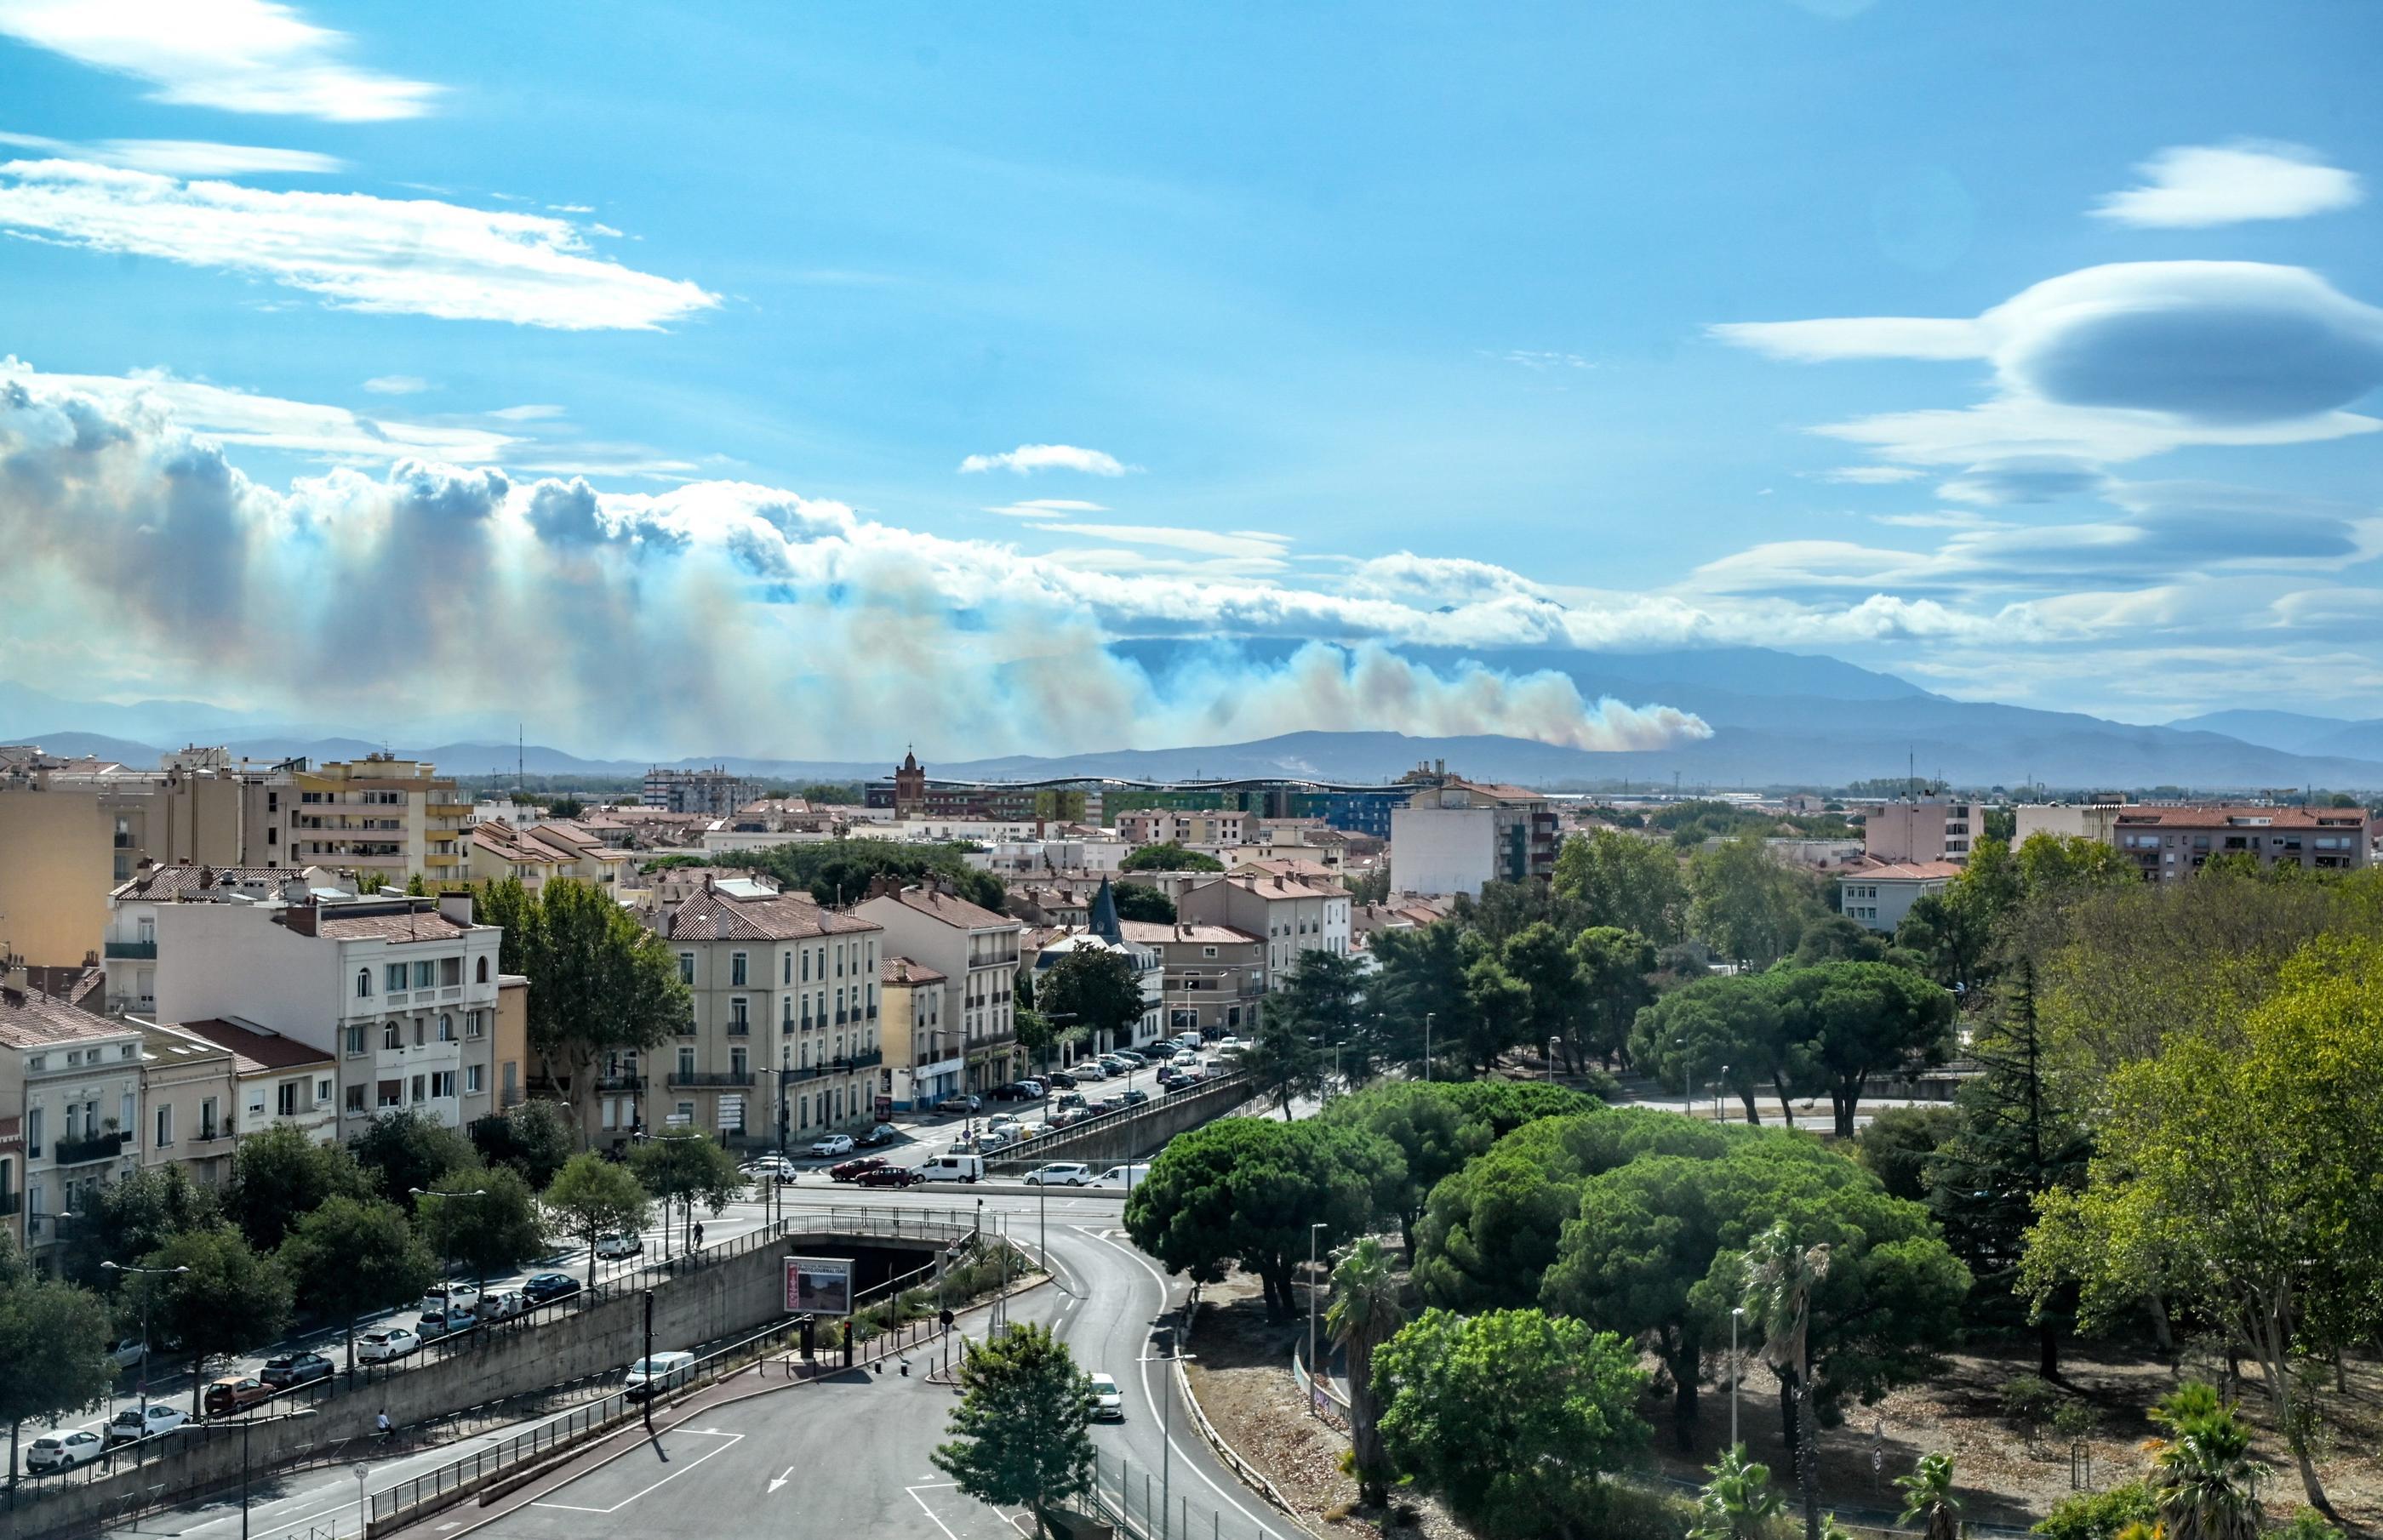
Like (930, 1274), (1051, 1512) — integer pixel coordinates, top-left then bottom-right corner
(2169, 710), (2383, 767)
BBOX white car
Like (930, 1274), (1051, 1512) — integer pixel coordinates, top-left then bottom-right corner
(1024, 1163), (1091, 1187)
(108, 1337), (148, 1370)
(27, 1429), (106, 1470)
(477, 1290), (525, 1322)
(418, 1284), (480, 1315)
(741, 1155), (797, 1180)
(1212, 1036), (1247, 1058)
(106, 1403), (188, 1444)
(594, 1232), (643, 1258)
(357, 1327), (421, 1363)
(1170, 1052), (1201, 1069)
(417, 1305), (478, 1339)
(810, 1133), (854, 1158)
(1087, 1372), (1124, 1421)
(1071, 1061), (1109, 1081)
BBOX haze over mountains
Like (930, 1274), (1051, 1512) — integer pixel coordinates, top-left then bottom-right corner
(6, 648), (2380, 792)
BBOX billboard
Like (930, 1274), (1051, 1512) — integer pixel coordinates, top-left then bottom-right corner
(785, 1255), (853, 1317)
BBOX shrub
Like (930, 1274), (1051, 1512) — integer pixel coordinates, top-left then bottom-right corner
(2032, 1481), (2156, 1540)
(2050, 1400), (2101, 1440)
(2271, 1509), (2341, 1540)
(2002, 1372), (2061, 1434)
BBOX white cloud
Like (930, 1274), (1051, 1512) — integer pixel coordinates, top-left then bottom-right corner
(2093, 141), (2363, 229)
(1706, 315), (1982, 362)
(1492, 349), (1596, 370)
(1873, 511), (2014, 531)
(0, 129), (341, 174)
(362, 374), (429, 395)
(1023, 521), (1291, 564)
(0, 0), (439, 121)
(957, 443), (1129, 476)
(0, 160), (718, 329)
(1817, 465), (1926, 484)
(488, 403), (565, 421)
(983, 499), (1108, 518)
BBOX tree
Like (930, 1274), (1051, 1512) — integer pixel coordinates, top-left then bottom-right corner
(2147, 1395), (2267, 1540)
(1374, 1307), (1649, 1539)
(529, 877), (694, 1087)
(1501, 921), (1591, 1072)
(1689, 1445), (1790, 1540)
(1124, 1118), (1403, 1320)
(134, 1226), (294, 1416)
(66, 1161), (220, 1286)
(0, 1235), (114, 1489)
(930, 1321), (1096, 1536)
(226, 1123), (372, 1251)
(1366, 921), (1470, 1073)
(1688, 836), (1817, 969)
(1745, 1223), (1828, 1540)
(545, 796), (586, 819)
(544, 1153), (653, 1292)
(1120, 842), (1222, 873)
(1553, 829), (1687, 943)
(2022, 936), (2383, 1519)
(1035, 946), (1147, 1064)
(1854, 1104), (1958, 1203)
(1571, 927), (1656, 1068)
(1271, 950), (1369, 1086)
(1111, 882), (1175, 923)
(1237, 995), (1323, 1119)
(1792, 914), (1887, 967)
(1894, 1452), (1963, 1540)
(277, 1195), (436, 1372)
(1769, 961), (1956, 1138)
(628, 1132), (746, 1256)
(1893, 891), (1991, 991)
(1632, 971), (1793, 1124)
(352, 1109), (476, 1210)
(1456, 946), (1532, 1076)
(470, 1098), (580, 1187)
(1317, 1080), (1599, 1252)
(1326, 1236), (1406, 1507)
(418, 1162), (548, 1285)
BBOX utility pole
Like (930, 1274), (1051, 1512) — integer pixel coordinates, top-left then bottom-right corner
(100, 1261), (189, 1417)
(1308, 1223), (1327, 1418)
(1422, 1012), (1433, 1081)
(642, 1289), (654, 1429)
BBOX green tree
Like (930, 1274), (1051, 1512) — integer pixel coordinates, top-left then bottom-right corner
(1325, 1236), (1405, 1507)
(1124, 1117), (1403, 1320)
(1893, 890), (1992, 991)
(1237, 995), (1322, 1118)
(1572, 926), (1656, 1068)
(628, 1131), (746, 1256)
(1110, 883), (1175, 924)
(277, 1195), (436, 1372)
(1688, 836), (1817, 969)
(530, 876), (694, 1088)
(469, 1097), (580, 1188)
(1457, 945), (1532, 1076)
(1792, 913), (1887, 967)
(1120, 841), (1223, 873)
(226, 1123), (372, 1251)
(929, 1321), (1096, 1537)
(1553, 829), (1687, 943)
(1317, 1080), (1599, 1252)
(134, 1226), (295, 1416)
(1374, 1307), (1649, 1539)
(712, 838), (1003, 910)
(1632, 971), (1796, 1124)
(2147, 1396), (2267, 1540)
(417, 1162), (547, 1286)
(1854, 1104), (1959, 1203)
(1689, 1444), (1790, 1540)
(1035, 946), (1148, 1066)
(1501, 921), (1590, 1072)
(1895, 1452), (1963, 1540)
(0, 1235), (114, 1489)
(1271, 950), (1369, 1086)
(1366, 921), (1471, 1074)
(66, 1161), (220, 1286)
(543, 1153), (653, 1292)
(351, 1108), (476, 1210)
(1769, 961), (1956, 1138)
(1745, 1223), (1827, 1540)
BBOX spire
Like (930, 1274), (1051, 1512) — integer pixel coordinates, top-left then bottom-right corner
(1088, 875), (1123, 944)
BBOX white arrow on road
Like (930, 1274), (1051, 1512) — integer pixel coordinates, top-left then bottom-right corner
(768, 1465), (795, 1493)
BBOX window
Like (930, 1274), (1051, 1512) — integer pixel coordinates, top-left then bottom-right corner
(466, 1010), (484, 1040)
(678, 952), (695, 984)
(413, 961), (435, 989)
(782, 995), (795, 1034)
(377, 1080), (403, 1109)
(802, 949), (811, 983)
(438, 1013), (454, 1041)
(201, 1095), (219, 1137)
(477, 955), (490, 984)
(382, 1020), (400, 1050)
(317, 1077), (331, 1104)
(782, 950), (792, 985)
(410, 1074), (426, 1103)
(730, 1047), (748, 1077)
(346, 1085), (366, 1114)
(431, 1071), (455, 1098)
(729, 997), (749, 1033)
(386, 963), (407, 994)
(677, 1100), (695, 1125)
(357, 968), (374, 998)
(346, 1024), (365, 1056)
(156, 1104), (174, 1148)
(441, 956), (461, 987)
(731, 951), (748, 986)
(466, 1064), (483, 1094)
(24, 1109), (39, 1158)
(677, 1047), (696, 1078)
(1203, 945), (1217, 958)
(278, 1081), (299, 1116)
(413, 1018), (426, 1047)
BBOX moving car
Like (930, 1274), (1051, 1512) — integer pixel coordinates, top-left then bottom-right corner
(1056, 1092), (1088, 1109)
(1024, 1162), (1092, 1186)
(858, 1122), (901, 1148)
(853, 1164), (923, 1188)
(260, 1351), (334, 1389)
(1119, 1087), (1150, 1106)
(1096, 1055), (1132, 1075)
(203, 1374), (275, 1417)
(810, 1133), (855, 1158)
(593, 1232), (643, 1258)
(828, 1155), (889, 1182)
(108, 1338), (148, 1370)
(1086, 1163), (1151, 1191)
(1112, 1050), (1149, 1068)
(741, 1155), (797, 1181)
(1043, 1071), (1077, 1089)
(1088, 1372), (1124, 1421)
(976, 1129), (1015, 1153)
(1212, 1036), (1248, 1058)
(477, 1290), (526, 1322)
(26, 1429), (105, 1471)
(1171, 1052), (1201, 1069)
(624, 1350), (697, 1400)
(357, 1327), (421, 1364)
(417, 1304), (479, 1340)
(935, 1094), (980, 1115)
(106, 1403), (188, 1444)
(1166, 1074), (1208, 1093)
(522, 1272), (581, 1305)
(918, 1152), (984, 1184)
(418, 1284), (480, 1315)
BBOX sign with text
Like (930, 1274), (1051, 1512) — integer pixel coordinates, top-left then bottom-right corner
(785, 1255), (853, 1317)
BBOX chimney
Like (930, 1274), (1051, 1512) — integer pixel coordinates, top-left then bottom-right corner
(714, 908), (731, 940)
(439, 893), (475, 927)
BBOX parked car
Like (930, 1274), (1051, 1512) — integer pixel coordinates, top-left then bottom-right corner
(740, 1155), (797, 1181)
(1071, 1061), (1109, 1081)
(986, 1083), (1032, 1103)
(935, 1094), (980, 1115)
(203, 1374), (275, 1417)
(858, 1122), (901, 1148)
(810, 1133), (855, 1158)
(26, 1429), (106, 1471)
(853, 1164), (923, 1188)
(357, 1327), (421, 1364)
(1086, 1163), (1151, 1190)
(1119, 1087), (1150, 1106)
(1043, 1071), (1077, 1090)
(1088, 1372), (1125, 1421)
(1112, 1050), (1149, 1068)
(417, 1305), (478, 1339)
(1024, 1162), (1092, 1186)
(1171, 1052), (1201, 1069)
(260, 1351), (333, 1389)
(1212, 1036), (1248, 1057)
(828, 1155), (888, 1182)
(593, 1232), (643, 1258)
(106, 1403), (188, 1444)
(1017, 1079), (1046, 1098)
(477, 1290), (526, 1322)
(523, 1272), (581, 1306)
(418, 1283), (480, 1315)
(1096, 1055), (1132, 1074)
(108, 1337), (148, 1370)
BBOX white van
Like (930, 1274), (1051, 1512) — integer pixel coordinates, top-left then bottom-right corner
(920, 1152), (984, 1184)
(1085, 1163), (1151, 1192)
(625, 1350), (696, 1400)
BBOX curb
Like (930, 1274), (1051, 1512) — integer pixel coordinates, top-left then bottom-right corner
(1171, 1305), (1323, 1539)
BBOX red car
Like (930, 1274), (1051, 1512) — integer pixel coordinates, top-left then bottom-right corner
(828, 1156), (889, 1183)
(853, 1165), (923, 1189)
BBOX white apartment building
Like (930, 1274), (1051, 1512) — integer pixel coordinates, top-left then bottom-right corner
(855, 885), (1025, 1094)
(1176, 872), (1352, 990)
(0, 976), (146, 1269)
(151, 1018), (340, 1146)
(652, 877), (885, 1144)
(151, 893), (503, 1133)
(1837, 861), (1962, 933)
(103, 862), (347, 1017)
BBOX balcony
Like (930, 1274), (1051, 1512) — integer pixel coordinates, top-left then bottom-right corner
(668, 1070), (755, 1088)
(0, 1191), (19, 1216)
(105, 938), (157, 960)
(500, 1087), (524, 1109)
(54, 1130), (131, 1166)
(595, 1073), (646, 1092)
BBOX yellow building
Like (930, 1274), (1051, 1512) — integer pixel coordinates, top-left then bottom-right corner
(0, 782), (114, 969)
(286, 756), (469, 883)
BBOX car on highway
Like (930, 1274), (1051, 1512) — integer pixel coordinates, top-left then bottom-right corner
(1212, 1036), (1247, 1058)
(810, 1133), (855, 1158)
(203, 1374), (275, 1417)
(108, 1337), (148, 1370)
(417, 1304), (479, 1340)
(522, 1272), (581, 1306)
(1119, 1087), (1150, 1106)
(26, 1429), (105, 1471)
(1088, 1372), (1124, 1421)
(1096, 1055), (1132, 1075)
(858, 1122), (902, 1147)
(593, 1232), (643, 1258)
(260, 1351), (334, 1389)
(1087, 1163), (1151, 1190)
(1112, 1050), (1149, 1068)
(919, 1152), (984, 1183)
(357, 1326), (421, 1364)
(1055, 1091), (1088, 1109)
(935, 1094), (981, 1115)
(976, 1128), (1015, 1153)
(419, 1283), (481, 1315)
(1165, 1074), (1208, 1093)
(1170, 1052), (1202, 1069)
(740, 1155), (798, 1181)
(853, 1165), (923, 1189)
(106, 1403), (188, 1445)
(1024, 1162), (1092, 1186)
(1043, 1070), (1077, 1089)
(827, 1155), (889, 1182)
(1071, 1061), (1109, 1081)
(477, 1290), (526, 1322)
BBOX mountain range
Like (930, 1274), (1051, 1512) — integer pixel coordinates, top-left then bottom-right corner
(4, 648), (2380, 792)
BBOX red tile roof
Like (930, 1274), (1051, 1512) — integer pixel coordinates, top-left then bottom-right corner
(307, 908), (480, 942)
(665, 887), (881, 943)
(0, 985), (130, 1047)
(881, 955), (946, 985)
(1842, 861), (1964, 881)
(1118, 920), (1264, 946)
(158, 1018), (334, 1072)
(873, 887), (1015, 931)
(2109, 807), (2372, 830)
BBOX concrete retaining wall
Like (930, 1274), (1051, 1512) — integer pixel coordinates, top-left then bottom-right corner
(988, 1073), (1258, 1175)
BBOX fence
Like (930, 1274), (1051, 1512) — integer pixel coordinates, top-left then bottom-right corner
(1287, 1343), (1349, 1429)
(985, 1070), (1254, 1176)
(1085, 1447), (1285, 1540)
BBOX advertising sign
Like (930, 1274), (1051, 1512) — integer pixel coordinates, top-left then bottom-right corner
(785, 1255), (854, 1317)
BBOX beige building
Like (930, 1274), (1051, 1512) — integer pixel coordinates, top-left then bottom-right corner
(0, 973), (146, 1269)
(0, 779), (115, 970)
(1838, 861), (1963, 933)
(493, 973), (529, 1115)
(151, 1017), (339, 1146)
(878, 956), (955, 1110)
(1862, 797), (1979, 865)
(855, 884), (1024, 1095)
(135, 1022), (240, 1186)
(2104, 806), (2374, 881)
(1120, 920), (1268, 1037)
(287, 756), (470, 884)
(1178, 872), (1352, 989)
(466, 819), (635, 894)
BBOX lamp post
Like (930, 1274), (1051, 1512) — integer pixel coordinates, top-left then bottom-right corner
(100, 1260), (189, 1423)
(1676, 1036), (1691, 1111)
(1139, 1328), (1195, 1540)
(1423, 1012), (1433, 1081)
(1307, 1223), (1328, 1419)
(1731, 1305), (1746, 1449)
(1718, 1064), (1730, 1122)
(410, 1186), (490, 1311)
(1547, 1036), (1561, 1083)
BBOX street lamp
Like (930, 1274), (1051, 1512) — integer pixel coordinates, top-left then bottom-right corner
(1731, 1305), (1746, 1449)
(1308, 1223), (1328, 1419)
(1423, 1012), (1434, 1081)
(1676, 1035), (1691, 1110)
(411, 1186), (489, 1308)
(100, 1260), (190, 1419)
(1718, 1064), (1730, 1122)
(1546, 1036), (1561, 1083)
(1140, 1328), (1196, 1540)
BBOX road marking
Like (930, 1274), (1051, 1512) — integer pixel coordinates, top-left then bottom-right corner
(906, 1484), (963, 1540)
(767, 1464), (794, 1493)
(530, 1430), (742, 1514)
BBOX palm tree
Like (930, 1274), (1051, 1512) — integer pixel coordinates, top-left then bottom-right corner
(1894, 1451), (1963, 1540)
(1689, 1444), (1789, 1540)
(1324, 1236), (1405, 1508)
(2149, 1398), (2269, 1540)
(1746, 1222), (1832, 1540)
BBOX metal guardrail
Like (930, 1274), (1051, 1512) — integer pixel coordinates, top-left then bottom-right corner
(984, 1069), (1254, 1175)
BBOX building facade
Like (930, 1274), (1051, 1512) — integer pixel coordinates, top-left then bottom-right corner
(135, 1023), (240, 1187)
(2104, 806), (2374, 881)
(286, 756), (471, 883)
(1862, 797), (1979, 866)
(1117, 921), (1267, 1037)
(641, 766), (764, 817)
(1389, 779), (1558, 896)
(1176, 873), (1352, 990)
(0, 976), (146, 1269)
(854, 885), (1025, 1094)
(878, 956), (956, 1111)
(1837, 861), (1962, 933)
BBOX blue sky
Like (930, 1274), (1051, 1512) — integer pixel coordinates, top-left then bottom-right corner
(1, 1), (2378, 757)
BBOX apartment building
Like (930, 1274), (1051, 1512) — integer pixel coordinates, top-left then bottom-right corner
(286, 756), (471, 883)
(1389, 780), (1558, 896)
(1118, 921), (1267, 1037)
(653, 876), (885, 1144)
(855, 884), (1025, 1095)
(642, 766), (763, 817)
(1031, 885), (1164, 1058)
(2105, 806), (2374, 881)
(1862, 796), (1978, 865)
(879, 957), (957, 1111)
(1117, 808), (1253, 847)
(151, 892), (502, 1134)
(0, 975), (146, 1269)
(135, 1023), (240, 1186)
(492, 973), (529, 1115)
(150, 1017), (339, 1147)
(1837, 862), (1962, 933)
(0, 776), (115, 969)
(466, 818), (635, 893)
(1177, 872), (1352, 989)
(102, 863), (340, 1017)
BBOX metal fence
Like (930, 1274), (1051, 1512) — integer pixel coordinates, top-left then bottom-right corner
(985, 1069), (1253, 1176)
(1087, 1446), (1278, 1540)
